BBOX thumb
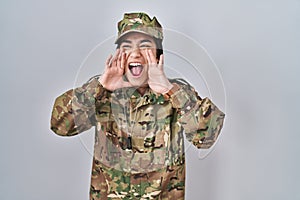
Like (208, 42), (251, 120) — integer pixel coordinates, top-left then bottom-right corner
(158, 54), (164, 70)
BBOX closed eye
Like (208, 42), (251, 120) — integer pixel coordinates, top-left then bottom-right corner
(121, 45), (132, 49)
(140, 44), (151, 48)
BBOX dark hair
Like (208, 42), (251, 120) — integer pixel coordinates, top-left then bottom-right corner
(116, 37), (163, 61)
(155, 39), (163, 60)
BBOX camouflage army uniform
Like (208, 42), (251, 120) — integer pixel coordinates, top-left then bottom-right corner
(50, 75), (225, 200)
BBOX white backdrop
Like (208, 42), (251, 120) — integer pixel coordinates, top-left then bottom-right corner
(1, 0), (299, 200)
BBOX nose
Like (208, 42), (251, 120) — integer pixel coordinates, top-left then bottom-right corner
(129, 47), (142, 58)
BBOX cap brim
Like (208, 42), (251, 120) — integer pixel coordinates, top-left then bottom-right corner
(114, 30), (155, 44)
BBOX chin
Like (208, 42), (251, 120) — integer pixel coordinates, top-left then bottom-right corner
(127, 75), (148, 88)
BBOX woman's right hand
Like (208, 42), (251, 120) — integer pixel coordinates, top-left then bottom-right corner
(99, 49), (132, 91)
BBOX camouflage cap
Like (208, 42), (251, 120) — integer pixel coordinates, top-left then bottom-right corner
(115, 12), (163, 44)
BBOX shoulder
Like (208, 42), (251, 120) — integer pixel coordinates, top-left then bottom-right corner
(168, 78), (194, 90)
(77, 74), (102, 90)
(168, 78), (202, 100)
(86, 74), (101, 85)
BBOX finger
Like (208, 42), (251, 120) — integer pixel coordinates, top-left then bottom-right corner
(114, 48), (120, 58)
(112, 49), (120, 67)
(116, 50), (122, 68)
(146, 49), (152, 64)
(158, 54), (164, 70)
(146, 49), (153, 64)
(111, 49), (120, 66)
(147, 49), (156, 64)
(105, 54), (113, 69)
(120, 52), (126, 70)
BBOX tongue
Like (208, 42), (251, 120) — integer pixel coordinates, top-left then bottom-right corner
(131, 66), (142, 76)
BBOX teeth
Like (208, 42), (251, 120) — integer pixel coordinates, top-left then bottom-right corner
(129, 63), (142, 67)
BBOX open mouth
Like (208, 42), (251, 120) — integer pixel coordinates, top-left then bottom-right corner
(129, 62), (143, 77)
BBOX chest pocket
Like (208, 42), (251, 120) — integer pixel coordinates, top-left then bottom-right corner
(95, 99), (111, 122)
(140, 103), (173, 150)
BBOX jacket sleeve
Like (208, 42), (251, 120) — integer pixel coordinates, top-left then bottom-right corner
(169, 79), (225, 149)
(50, 76), (106, 136)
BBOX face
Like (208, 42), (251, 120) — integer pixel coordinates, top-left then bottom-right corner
(119, 32), (157, 88)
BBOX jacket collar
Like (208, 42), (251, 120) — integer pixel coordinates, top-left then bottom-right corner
(114, 87), (166, 110)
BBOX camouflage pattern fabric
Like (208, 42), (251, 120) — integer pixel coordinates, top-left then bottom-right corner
(50, 76), (225, 200)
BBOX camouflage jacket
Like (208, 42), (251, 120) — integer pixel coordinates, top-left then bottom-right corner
(50, 76), (225, 200)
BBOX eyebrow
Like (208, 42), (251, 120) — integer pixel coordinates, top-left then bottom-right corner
(121, 39), (153, 44)
(140, 39), (153, 44)
(121, 40), (132, 44)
